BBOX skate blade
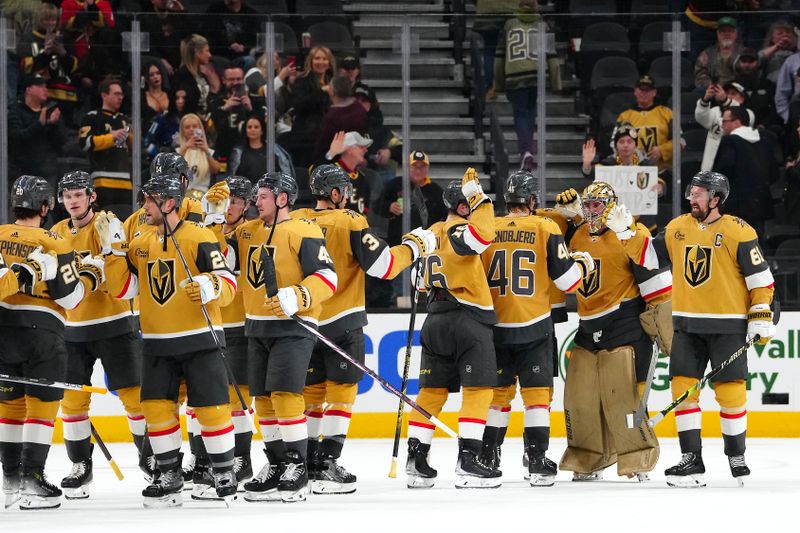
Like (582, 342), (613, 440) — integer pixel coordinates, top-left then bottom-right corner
(454, 474), (502, 489)
(311, 480), (356, 494)
(181, 481), (194, 492)
(529, 474), (556, 487)
(4, 491), (20, 510)
(190, 484), (222, 501)
(572, 472), (603, 482)
(143, 493), (183, 508)
(243, 489), (282, 502)
(636, 473), (651, 483)
(279, 486), (309, 503)
(222, 494), (237, 508)
(19, 495), (61, 510)
(63, 486), (91, 499)
(735, 476), (747, 488)
(406, 475), (436, 489)
(666, 474), (706, 488)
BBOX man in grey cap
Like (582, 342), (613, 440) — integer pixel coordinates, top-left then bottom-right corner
(314, 130), (374, 214)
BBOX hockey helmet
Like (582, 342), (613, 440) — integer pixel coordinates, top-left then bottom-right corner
(504, 170), (539, 207)
(57, 171), (93, 203)
(581, 181), (617, 233)
(309, 164), (352, 199)
(11, 175), (54, 211)
(685, 171), (730, 205)
(151, 152), (193, 191)
(442, 179), (468, 211)
(141, 170), (184, 209)
(256, 172), (298, 206)
(226, 176), (254, 202)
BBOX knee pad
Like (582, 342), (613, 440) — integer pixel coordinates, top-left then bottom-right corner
(325, 381), (357, 407)
(491, 384), (516, 409)
(254, 395), (276, 419)
(60, 390), (91, 416)
(26, 396), (59, 421)
(141, 399), (179, 431)
(303, 382), (326, 412)
(714, 380), (746, 410)
(193, 404), (232, 431)
(461, 387), (493, 419)
(408, 387), (449, 424)
(0, 397), (26, 421)
(271, 391), (305, 420)
(520, 386), (551, 408)
(116, 386), (143, 415)
(671, 376), (700, 404)
(228, 384), (251, 411)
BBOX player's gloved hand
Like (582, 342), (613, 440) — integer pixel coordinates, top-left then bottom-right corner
(409, 262), (427, 293)
(555, 188), (582, 220)
(11, 246), (58, 291)
(569, 251), (595, 276)
(461, 167), (489, 210)
(77, 255), (106, 291)
(94, 211), (127, 256)
(181, 274), (222, 305)
(402, 227), (436, 260)
(602, 202), (636, 240)
(202, 181), (231, 226)
(265, 285), (311, 318)
(747, 304), (775, 345)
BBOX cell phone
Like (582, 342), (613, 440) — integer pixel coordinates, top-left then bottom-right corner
(234, 84), (245, 98)
(286, 55), (296, 69)
(194, 128), (203, 139)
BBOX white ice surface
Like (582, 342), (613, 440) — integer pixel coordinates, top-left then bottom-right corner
(3, 438), (798, 532)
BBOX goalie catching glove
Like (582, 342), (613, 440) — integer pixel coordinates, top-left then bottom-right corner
(202, 181), (231, 226)
(601, 202), (636, 240)
(265, 284), (311, 318)
(11, 246), (58, 290)
(94, 211), (127, 256)
(402, 227), (436, 260)
(77, 255), (106, 292)
(747, 304), (775, 345)
(461, 167), (489, 210)
(555, 188), (582, 220)
(181, 274), (223, 305)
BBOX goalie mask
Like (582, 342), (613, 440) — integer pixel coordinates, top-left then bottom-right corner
(581, 181), (617, 233)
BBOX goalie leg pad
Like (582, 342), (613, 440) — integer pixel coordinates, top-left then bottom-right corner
(559, 346), (617, 475)
(597, 346), (659, 476)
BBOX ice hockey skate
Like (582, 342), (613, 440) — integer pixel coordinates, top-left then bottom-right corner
(728, 455), (750, 487)
(142, 468), (183, 508)
(2, 467), (21, 509)
(60, 456), (93, 499)
(213, 470), (238, 507)
(19, 469), (62, 510)
(406, 438), (437, 489)
(233, 455), (253, 490)
(243, 450), (283, 502)
(454, 439), (502, 489)
(181, 452), (195, 491)
(665, 452), (706, 488)
(190, 461), (218, 500)
(277, 451), (309, 502)
(312, 454), (356, 494)
(572, 470), (603, 482)
(527, 451), (557, 487)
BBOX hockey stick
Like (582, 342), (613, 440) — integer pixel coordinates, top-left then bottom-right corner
(626, 338), (661, 429)
(0, 373), (107, 395)
(648, 335), (759, 428)
(261, 250), (458, 439)
(90, 423), (124, 481)
(388, 259), (422, 478)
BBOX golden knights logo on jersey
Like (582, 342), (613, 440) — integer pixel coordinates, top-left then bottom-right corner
(638, 126), (658, 153)
(246, 244), (275, 289)
(577, 259), (601, 298)
(148, 258), (176, 305)
(684, 244), (712, 287)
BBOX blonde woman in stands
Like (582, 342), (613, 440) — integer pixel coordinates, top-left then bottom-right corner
(174, 34), (221, 119)
(177, 113), (220, 199)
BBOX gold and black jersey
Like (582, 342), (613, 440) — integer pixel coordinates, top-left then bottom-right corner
(292, 207), (415, 337)
(105, 221), (236, 356)
(51, 216), (134, 341)
(0, 253), (21, 301)
(535, 207), (575, 323)
(220, 227), (245, 337)
(227, 217), (337, 339)
(623, 213), (773, 334)
(79, 109), (131, 190)
(568, 223), (672, 332)
(0, 224), (88, 333)
(483, 215), (583, 343)
(617, 105), (674, 172)
(420, 202), (496, 324)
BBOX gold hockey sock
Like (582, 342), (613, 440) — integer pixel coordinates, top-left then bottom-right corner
(459, 387), (493, 444)
(60, 389), (92, 462)
(408, 388), (448, 445)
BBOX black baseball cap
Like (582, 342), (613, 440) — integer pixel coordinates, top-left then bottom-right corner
(22, 73), (47, 89)
(340, 55), (360, 70)
(353, 82), (372, 101)
(636, 75), (656, 89)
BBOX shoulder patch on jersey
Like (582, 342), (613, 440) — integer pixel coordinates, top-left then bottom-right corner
(46, 230), (63, 241)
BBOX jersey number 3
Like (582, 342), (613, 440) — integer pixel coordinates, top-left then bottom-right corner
(487, 249), (536, 296)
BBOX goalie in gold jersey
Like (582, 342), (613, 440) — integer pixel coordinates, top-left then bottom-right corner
(406, 169), (500, 489)
(480, 171), (585, 487)
(604, 171), (775, 488)
(292, 165), (435, 494)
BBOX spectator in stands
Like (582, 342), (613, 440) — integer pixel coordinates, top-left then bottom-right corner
(774, 50), (800, 124)
(712, 106), (776, 235)
(208, 64), (255, 164)
(733, 49), (781, 133)
(143, 60), (170, 126)
(581, 123), (655, 179)
(244, 52), (296, 135)
(203, 0), (259, 64)
(760, 19), (797, 85)
(177, 112), (220, 198)
(474, 0), (518, 100)
(8, 73), (68, 187)
(280, 45), (335, 167)
(314, 130), (373, 215)
(695, 80), (755, 172)
(616, 75), (674, 175)
(143, 85), (187, 162)
(2, 0), (41, 103)
(17, 3), (79, 127)
(354, 82), (402, 182)
(174, 34), (221, 119)
(694, 16), (743, 89)
(315, 75), (368, 160)
(60, 0), (116, 62)
(140, 0), (189, 76)
(338, 55), (377, 105)
(227, 114), (294, 182)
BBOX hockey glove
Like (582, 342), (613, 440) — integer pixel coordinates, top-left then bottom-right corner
(461, 167), (489, 210)
(555, 188), (582, 220)
(95, 211), (128, 256)
(181, 274), (222, 305)
(265, 285), (311, 318)
(602, 202), (636, 240)
(202, 181), (231, 226)
(747, 304), (775, 345)
(77, 255), (106, 292)
(569, 251), (595, 276)
(11, 246), (58, 290)
(402, 227), (437, 260)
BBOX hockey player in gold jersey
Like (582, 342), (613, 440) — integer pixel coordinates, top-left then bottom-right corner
(556, 181), (671, 482)
(406, 169), (500, 489)
(603, 171), (775, 487)
(50, 172), (144, 499)
(292, 164), (435, 494)
(0, 250), (57, 301)
(104, 171), (239, 507)
(480, 171), (585, 486)
(226, 172), (337, 503)
(0, 175), (102, 510)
